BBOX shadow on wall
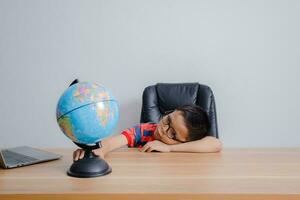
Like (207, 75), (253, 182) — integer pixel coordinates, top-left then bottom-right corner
(116, 99), (142, 133)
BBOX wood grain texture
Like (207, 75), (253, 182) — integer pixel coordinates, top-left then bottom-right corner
(1, 148), (300, 200)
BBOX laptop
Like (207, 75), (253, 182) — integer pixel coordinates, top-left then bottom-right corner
(0, 146), (62, 169)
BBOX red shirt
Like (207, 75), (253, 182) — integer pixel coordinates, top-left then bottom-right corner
(121, 123), (158, 148)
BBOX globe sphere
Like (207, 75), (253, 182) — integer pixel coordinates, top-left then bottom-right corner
(56, 82), (119, 144)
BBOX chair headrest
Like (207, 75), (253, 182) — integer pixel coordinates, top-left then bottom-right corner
(156, 83), (199, 113)
(140, 82), (219, 138)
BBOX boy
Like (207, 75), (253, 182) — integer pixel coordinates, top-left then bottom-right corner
(73, 105), (222, 161)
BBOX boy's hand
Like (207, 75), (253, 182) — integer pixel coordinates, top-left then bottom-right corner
(73, 148), (105, 161)
(92, 148), (105, 160)
(73, 148), (85, 161)
(140, 140), (171, 153)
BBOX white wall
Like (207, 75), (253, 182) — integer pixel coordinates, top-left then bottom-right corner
(0, 0), (299, 148)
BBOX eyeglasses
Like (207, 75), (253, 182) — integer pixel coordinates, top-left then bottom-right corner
(161, 111), (186, 143)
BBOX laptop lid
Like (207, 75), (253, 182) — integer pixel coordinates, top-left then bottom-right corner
(1, 146), (62, 169)
(0, 150), (7, 168)
(10, 146), (61, 160)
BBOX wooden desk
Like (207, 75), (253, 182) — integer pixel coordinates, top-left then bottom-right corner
(1, 148), (300, 200)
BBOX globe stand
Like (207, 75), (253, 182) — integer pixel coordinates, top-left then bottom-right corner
(67, 141), (112, 178)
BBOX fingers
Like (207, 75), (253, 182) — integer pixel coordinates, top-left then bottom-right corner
(140, 145), (147, 152)
(73, 149), (79, 161)
(73, 149), (106, 161)
(73, 150), (76, 160)
(141, 145), (153, 153)
(73, 149), (85, 161)
(146, 147), (153, 152)
(92, 149), (105, 159)
(92, 149), (99, 156)
(79, 150), (85, 159)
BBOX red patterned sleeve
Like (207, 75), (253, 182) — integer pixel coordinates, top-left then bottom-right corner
(121, 127), (136, 147)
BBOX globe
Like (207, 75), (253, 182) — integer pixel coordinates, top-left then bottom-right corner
(56, 81), (119, 145)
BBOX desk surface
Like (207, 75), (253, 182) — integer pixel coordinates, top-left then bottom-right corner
(1, 148), (300, 200)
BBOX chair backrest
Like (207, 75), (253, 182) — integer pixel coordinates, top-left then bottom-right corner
(140, 83), (219, 138)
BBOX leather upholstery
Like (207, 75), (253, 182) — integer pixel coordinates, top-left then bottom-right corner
(140, 83), (219, 138)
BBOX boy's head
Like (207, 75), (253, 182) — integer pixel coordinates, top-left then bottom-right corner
(153, 105), (211, 145)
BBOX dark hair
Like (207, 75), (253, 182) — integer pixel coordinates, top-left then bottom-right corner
(176, 105), (211, 141)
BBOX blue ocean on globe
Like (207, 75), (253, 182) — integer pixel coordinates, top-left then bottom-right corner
(56, 82), (119, 144)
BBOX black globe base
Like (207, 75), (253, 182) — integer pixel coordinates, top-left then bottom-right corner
(67, 149), (112, 178)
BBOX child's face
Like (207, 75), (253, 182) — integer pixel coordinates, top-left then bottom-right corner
(153, 110), (189, 145)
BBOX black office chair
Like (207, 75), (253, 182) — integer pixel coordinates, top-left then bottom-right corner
(140, 83), (219, 138)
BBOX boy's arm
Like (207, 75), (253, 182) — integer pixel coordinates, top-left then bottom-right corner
(74, 134), (129, 161)
(100, 134), (128, 155)
(169, 136), (222, 153)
